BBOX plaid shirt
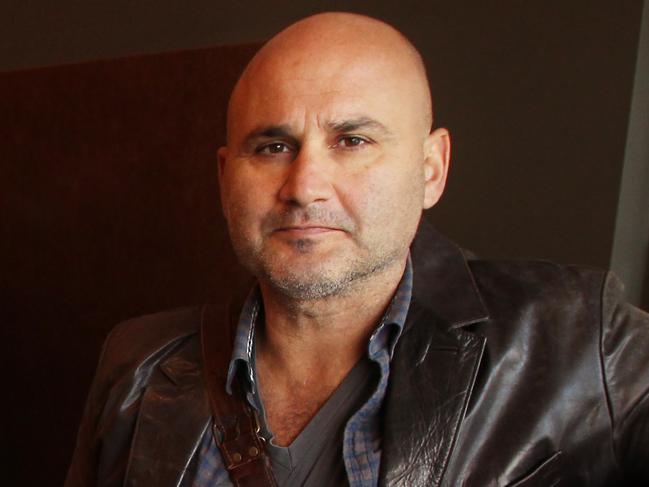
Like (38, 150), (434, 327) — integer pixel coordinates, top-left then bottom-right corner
(190, 257), (413, 486)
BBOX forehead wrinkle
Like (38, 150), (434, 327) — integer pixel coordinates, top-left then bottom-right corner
(246, 124), (294, 139)
(325, 117), (395, 140)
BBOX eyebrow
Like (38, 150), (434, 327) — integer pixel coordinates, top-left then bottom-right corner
(240, 117), (394, 149)
(326, 117), (393, 136)
(245, 124), (294, 140)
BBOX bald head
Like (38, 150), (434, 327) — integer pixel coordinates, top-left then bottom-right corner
(227, 12), (433, 142)
(218, 13), (450, 300)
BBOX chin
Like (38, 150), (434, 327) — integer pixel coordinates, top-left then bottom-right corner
(258, 257), (347, 300)
(264, 251), (404, 301)
(235, 234), (408, 300)
(267, 274), (353, 301)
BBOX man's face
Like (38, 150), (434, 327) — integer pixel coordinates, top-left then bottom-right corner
(219, 45), (447, 300)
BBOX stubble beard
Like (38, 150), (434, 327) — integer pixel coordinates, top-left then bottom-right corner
(227, 204), (411, 301)
(233, 234), (405, 301)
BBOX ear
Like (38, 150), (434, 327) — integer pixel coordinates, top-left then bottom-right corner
(422, 128), (451, 209)
(217, 146), (229, 220)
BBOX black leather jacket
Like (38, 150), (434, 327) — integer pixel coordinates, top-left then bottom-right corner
(65, 223), (649, 486)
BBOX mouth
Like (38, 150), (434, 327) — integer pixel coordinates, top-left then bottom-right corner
(273, 225), (344, 236)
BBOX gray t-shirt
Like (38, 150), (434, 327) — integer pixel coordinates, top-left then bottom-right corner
(251, 355), (378, 486)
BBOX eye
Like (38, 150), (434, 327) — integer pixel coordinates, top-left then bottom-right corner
(335, 135), (370, 149)
(256, 142), (291, 154)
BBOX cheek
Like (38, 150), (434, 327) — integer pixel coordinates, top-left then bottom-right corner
(223, 167), (272, 216)
(363, 167), (425, 247)
(227, 187), (263, 225)
(341, 167), (422, 229)
(223, 171), (288, 246)
(222, 179), (255, 232)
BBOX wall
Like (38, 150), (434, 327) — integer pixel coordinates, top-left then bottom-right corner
(1, 1), (647, 485)
(3, 1), (645, 282)
(611, 0), (649, 306)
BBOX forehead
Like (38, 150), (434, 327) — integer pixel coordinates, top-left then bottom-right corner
(228, 49), (416, 139)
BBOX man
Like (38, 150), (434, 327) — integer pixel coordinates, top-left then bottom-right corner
(66, 12), (649, 487)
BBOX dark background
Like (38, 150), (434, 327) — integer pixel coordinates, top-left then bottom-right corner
(2, 1), (647, 485)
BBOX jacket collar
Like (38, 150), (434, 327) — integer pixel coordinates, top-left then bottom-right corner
(409, 219), (489, 328)
(380, 219), (489, 486)
(125, 331), (212, 487)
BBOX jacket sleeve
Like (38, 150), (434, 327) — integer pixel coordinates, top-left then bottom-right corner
(601, 271), (649, 483)
(64, 327), (120, 487)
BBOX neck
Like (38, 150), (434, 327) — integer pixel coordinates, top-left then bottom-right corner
(256, 255), (407, 383)
(252, 255), (407, 446)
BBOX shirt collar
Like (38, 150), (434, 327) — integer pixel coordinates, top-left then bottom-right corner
(225, 286), (261, 395)
(368, 254), (412, 359)
(225, 255), (414, 394)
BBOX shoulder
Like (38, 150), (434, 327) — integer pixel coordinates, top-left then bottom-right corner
(467, 257), (607, 290)
(464, 258), (647, 330)
(467, 260), (649, 481)
(64, 306), (204, 486)
(96, 306), (202, 388)
(466, 258), (608, 312)
(453, 259), (612, 365)
(105, 306), (202, 357)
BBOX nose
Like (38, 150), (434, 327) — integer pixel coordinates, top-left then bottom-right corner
(278, 146), (334, 206)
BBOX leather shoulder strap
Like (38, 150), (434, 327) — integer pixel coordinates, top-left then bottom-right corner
(201, 301), (277, 487)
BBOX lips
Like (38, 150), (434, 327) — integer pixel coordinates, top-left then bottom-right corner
(274, 225), (342, 235)
(262, 207), (353, 236)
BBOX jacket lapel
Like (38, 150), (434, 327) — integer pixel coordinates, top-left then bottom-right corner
(125, 335), (211, 487)
(380, 221), (489, 486)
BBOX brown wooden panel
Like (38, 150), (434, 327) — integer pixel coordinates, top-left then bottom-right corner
(1, 43), (259, 486)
